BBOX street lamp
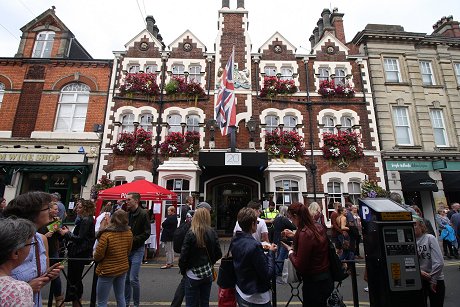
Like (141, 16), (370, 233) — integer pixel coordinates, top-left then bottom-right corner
(246, 117), (258, 143)
(206, 119), (217, 148)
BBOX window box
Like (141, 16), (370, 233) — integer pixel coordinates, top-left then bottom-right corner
(318, 80), (355, 98)
(264, 129), (305, 160)
(119, 73), (160, 97)
(165, 76), (206, 100)
(112, 128), (153, 157)
(321, 131), (364, 168)
(260, 76), (297, 98)
(160, 131), (200, 158)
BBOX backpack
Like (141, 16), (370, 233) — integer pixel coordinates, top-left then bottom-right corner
(328, 238), (349, 282)
(173, 222), (191, 253)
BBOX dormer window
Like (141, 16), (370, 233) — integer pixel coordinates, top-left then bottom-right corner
(32, 31), (55, 58)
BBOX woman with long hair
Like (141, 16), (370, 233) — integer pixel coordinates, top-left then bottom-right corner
(94, 209), (133, 307)
(308, 202), (325, 226)
(3, 191), (63, 307)
(59, 200), (95, 307)
(179, 208), (222, 307)
(282, 202), (332, 307)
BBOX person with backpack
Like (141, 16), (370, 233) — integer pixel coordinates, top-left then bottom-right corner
(281, 202), (333, 307)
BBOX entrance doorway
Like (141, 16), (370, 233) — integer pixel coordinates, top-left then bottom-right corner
(207, 176), (259, 235)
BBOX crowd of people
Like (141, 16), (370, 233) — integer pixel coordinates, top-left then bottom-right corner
(0, 189), (456, 307)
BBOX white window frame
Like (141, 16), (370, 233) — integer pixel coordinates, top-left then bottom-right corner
(384, 58), (401, 83)
(186, 114), (200, 132)
(430, 109), (448, 147)
(322, 116), (335, 133)
(145, 64), (157, 74)
(420, 61), (435, 85)
(168, 114), (182, 133)
(393, 107), (413, 145)
(172, 64), (185, 76)
(455, 63), (460, 86)
(264, 66), (277, 77)
(139, 114), (153, 132)
(340, 116), (353, 131)
(318, 67), (329, 82)
(166, 178), (190, 214)
(283, 115), (297, 131)
(54, 83), (90, 133)
(128, 65), (140, 73)
(275, 179), (300, 206)
(189, 65), (201, 83)
(327, 181), (342, 220)
(265, 115), (279, 133)
(347, 181), (361, 205)
(120, 113), (135, 134)
(334, 68), (346, 86)
(32, 31), (55, 58)
(280, 67), (293, 80)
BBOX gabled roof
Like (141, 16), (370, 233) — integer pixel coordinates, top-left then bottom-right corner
(20, 8), (70, 34)
(312, 31), (349, 54)
(258, 31), (297, 53)
(125, 29), (163, 49)
(168, 29), (207, 51)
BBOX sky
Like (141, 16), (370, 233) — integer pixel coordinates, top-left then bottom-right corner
(1, 0), (459, 59)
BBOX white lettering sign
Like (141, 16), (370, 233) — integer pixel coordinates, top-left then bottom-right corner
(0, 153), (85, 163)
(361, 205), (370, 221)
(225, 153), (241, 166)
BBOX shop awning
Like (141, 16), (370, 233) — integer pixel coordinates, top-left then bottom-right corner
(0, 163), (92, 186)
(400, 172), (438, 192)
(441, 172), (460, 191)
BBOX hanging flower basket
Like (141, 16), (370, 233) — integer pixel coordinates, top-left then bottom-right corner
(260, 76), (297, 98)
(112, 128), (153, 158)
(264, 129), (305, 160)
(160, 131), (200, 158)
(119, 73), (160, 97)
(165, 76), (206, 101)
(321, 130), (364, 167)
(318, 80), (355, 98)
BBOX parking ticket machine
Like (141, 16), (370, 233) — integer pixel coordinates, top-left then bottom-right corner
(358, 198), (425, 307)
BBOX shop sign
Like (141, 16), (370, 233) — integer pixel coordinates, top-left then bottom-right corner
(0, 153), (85, 163)
(432, 160), (447, 170)
(385, 161), (433, 171)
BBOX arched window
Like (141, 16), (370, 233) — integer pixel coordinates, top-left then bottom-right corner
(322, 116), (335, 133)
(55, 83), (90, 132)
(128, 65), (140, 73)
(0, 82), (4, 106)
(189, 65), (201, 83)
(168, 114), (182, 133)
(327, 181), (342, 220)
(139, 114), (153, 132)
(280, 67), (293, 80)
(186, 115), (200, 132)
(283, 115), (297, 131)
(145, 64), (157, 74)
(275, 179), (299, 205)
(121, 113), (135, 133)
(334, 68), (346, 86)
(33, 31), (55, 58)
(265, 115), (278, 133)
(340, 116), (354, 131)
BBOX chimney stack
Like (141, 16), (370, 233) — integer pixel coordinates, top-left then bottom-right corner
(309, 35), (316, 49)
(322, 9), (331, 28)
(432, 15), (460, 37)
(222, 0), (229, 8)
(330, 8), (346, 43)
(317, 18), (324, 38)
(313, 27), (319, 44)
(237, 0), (244, 8)
(146, 16), (159, 38)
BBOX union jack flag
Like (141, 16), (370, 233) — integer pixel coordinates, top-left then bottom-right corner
(215, 48), (236, 136)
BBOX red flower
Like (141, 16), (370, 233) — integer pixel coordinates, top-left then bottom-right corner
(260, 76), (297, 98)
(321, 130), (364, 161)
(119, 73), (160, 96)
(160, 131), (201, 157)
(112, 128), (153, 157)
(264, 129), (305, 159)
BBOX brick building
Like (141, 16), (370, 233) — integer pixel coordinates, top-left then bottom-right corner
(99, 0), (384, 233)
(352, 15), (460, 226)
(0, 8), (112, 204)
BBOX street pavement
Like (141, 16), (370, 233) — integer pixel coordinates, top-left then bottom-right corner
(42, 258), (460, 306)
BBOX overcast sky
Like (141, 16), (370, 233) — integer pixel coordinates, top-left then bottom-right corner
(1, 0), (459, 59)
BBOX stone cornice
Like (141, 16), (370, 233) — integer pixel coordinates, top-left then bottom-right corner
(0, 58), (112, 67)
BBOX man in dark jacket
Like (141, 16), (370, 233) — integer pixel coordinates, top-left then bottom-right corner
(125, 192), (151, 307)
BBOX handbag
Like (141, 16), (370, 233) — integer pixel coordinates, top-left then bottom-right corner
(327, 284), (346, 307)
(281, 257), (299, 284)
(218, 287), (237, 307)
(217, 241), (237, 289)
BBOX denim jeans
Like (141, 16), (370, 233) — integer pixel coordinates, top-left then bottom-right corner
(276, 245), (289, 276)
(235, 292), (272, 307)
(170, 275), (186, 307)
(97, 273), (126, 307)
(125, 246), (144, 306)
(184, 275), (212, 307)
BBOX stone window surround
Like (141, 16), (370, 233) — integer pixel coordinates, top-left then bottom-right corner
(260, 108), (304, 148)
(259, 61), (299, 88)
(390, 101), (415, 147)
(312, 61), (353, 90)
(112, 106), (159, 144)
(317, 108), (360, 146)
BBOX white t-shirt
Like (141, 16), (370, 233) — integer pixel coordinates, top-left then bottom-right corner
(233, 217), (268, 242)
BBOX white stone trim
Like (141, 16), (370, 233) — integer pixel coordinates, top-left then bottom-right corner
(316, 108), (360, 146)
(0, 131), (12, 138)
(162, 107), (206, 148)
(30, 131), (100, 140)
(107, 170), (153, 183)
(312, 61), (353, 89)
(320, 171), (367, 193)
(259, 61), (300, 89)
(259, 107), (305, 149)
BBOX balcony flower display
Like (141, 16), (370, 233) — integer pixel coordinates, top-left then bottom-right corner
(264, 129), (305, 160)
(165, 76), (206, 100)
(160, 131), (200, 157)
(90, 176), (115, 200)
(361, 179), (389, 198)
(119, 73), (160, 97)
(321, 130), (364, 168)
(112, 128), (153, 157)
(318, 80), (355, 98)
(260, 76), (297, 98)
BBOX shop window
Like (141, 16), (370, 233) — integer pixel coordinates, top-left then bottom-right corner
(347, 181), (361, 205)
(275, 179), (299, 205)
(189, 65), (201, 83)
(393, 107), (413, 145)
(139, 114), (153, 132)
(322, 116), (335, 133)
(120, 113), (135, 134)
(383, 58), (401, 82)
(327, 181), (342, 220)
(186, 114), (200, 132)
(167, 114), (182, 133)
(420, 61), (435, 85)
(265, 115), (278, 133)
(32, 31), (55, 58)
(145, 64), (157, 74)
(283, 115), (297, 131)
(430, 109), (448, 147)
(264, 66), (277, 76)
(55, 83), (90, 132)
(334, 68), (346, 86)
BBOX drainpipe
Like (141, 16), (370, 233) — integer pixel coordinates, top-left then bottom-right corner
(305, 58), (317, 201)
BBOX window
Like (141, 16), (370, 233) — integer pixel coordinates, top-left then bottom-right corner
(318, 68), (329, 82)
(32, 31), (55, 58)
(340, 116), (353, 130)
(139, 114), (153, 132)
(166, 178), (190, 212)
(322, 116), (335, 133)
(430, 109), (448, 146)
(264, 66), (277, 76)
(0, 82), (4, 106)
(121, 113), (135, 133)
(55, 83), (90, 132)
(348, 181), (361, 205)
(334, 68), (346, 86)
(455, 63), (460, 85)
(114, 177), (127, 186)
(145, 64), (157, 74)
(383, 58), (401, 82)
(168, 114), (182, 133)
(280, 67), (293, 80)
(393, 107), (412, 145)
(186, 115), (200, 132)
(275, 180), (299, 205)
(283, 115), (297, 130)
(420, 61), (435, 85)
(189, 65), (201, 83)
(327, 181), (342, 220)
(172, 64), (185, 76)
(128, 65), (140, 73)
(265, 115), (278, 132)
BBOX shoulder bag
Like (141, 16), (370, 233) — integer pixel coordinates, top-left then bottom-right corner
(216, 240), (236, 289)
(281, 257), (299, 284)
